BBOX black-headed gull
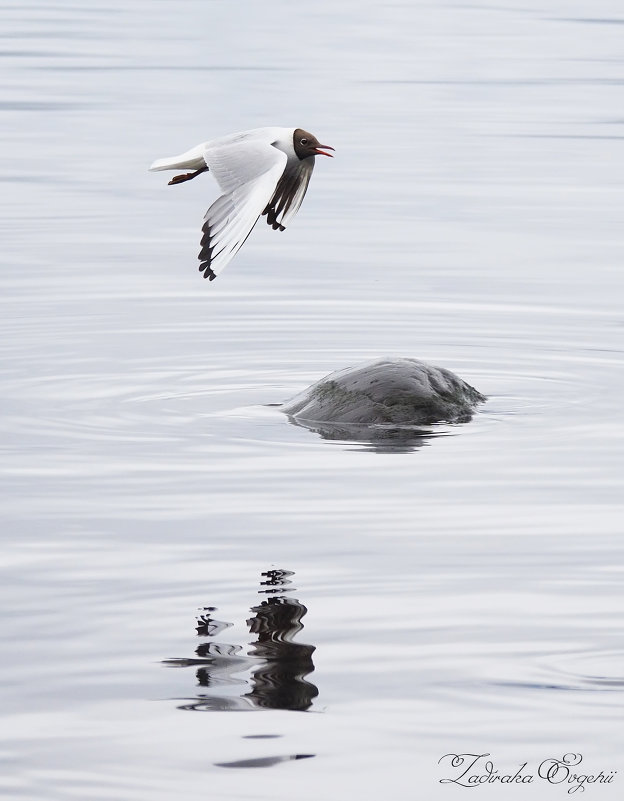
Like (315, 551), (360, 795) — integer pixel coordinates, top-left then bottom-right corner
(149, 127), (334, 281)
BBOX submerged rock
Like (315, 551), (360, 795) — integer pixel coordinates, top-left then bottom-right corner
(282, 357), (486, 428)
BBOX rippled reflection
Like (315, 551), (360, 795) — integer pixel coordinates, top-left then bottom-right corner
(215, 754), (315, 769)
(164, 569), (317, 711)
(285, 415), (450, 452)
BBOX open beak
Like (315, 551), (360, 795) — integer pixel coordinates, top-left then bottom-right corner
(314, 144), (335, 158)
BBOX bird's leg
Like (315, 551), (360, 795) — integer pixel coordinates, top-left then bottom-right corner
(168, 166), (208, 186)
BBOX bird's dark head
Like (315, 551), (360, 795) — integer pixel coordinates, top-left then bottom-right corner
(293, 128), (334, 160)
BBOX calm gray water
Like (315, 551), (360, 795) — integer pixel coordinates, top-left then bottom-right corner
(1, 1), (623, 798)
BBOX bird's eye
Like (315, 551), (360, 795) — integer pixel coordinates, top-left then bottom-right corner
(300, 138), (308, 145)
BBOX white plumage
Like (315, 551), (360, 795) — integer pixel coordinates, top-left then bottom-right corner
(149, 126), (333, 281)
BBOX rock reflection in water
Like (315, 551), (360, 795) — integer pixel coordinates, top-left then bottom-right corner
(163, 569), (317, 712)
(286, 417), (446, 452)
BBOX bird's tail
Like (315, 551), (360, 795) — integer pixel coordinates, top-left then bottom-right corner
(148, 144), (206, 172)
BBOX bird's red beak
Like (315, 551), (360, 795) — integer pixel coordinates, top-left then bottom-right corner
(314, 144), (335, 158)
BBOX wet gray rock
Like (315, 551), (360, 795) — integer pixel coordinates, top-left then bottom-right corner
(282, 357), (486, 427)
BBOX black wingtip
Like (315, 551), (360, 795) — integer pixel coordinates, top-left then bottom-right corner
(199, 261), (216, 280)
(198, 217), (216, 280)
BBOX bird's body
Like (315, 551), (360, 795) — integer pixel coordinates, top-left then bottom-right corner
(149, 127), (333, 280)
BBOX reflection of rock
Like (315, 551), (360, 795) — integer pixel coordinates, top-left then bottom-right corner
(285, 418), (436, 451)
(282, 357), (486, 428)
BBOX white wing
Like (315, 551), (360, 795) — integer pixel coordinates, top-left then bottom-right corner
(198, 140), (288, 279)
(262, 158), (315, 231)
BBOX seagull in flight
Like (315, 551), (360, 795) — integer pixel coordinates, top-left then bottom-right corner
(149, 127), (334, 281)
